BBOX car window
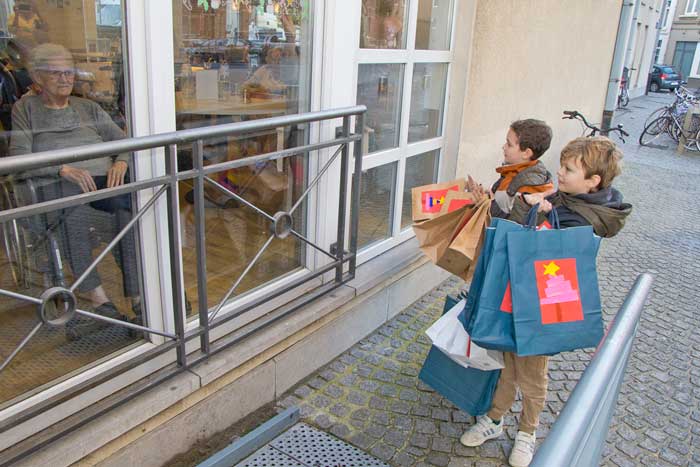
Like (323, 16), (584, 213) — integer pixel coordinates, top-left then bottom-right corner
(661, 66), (675, 73)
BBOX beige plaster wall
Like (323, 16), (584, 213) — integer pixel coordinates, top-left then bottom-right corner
(456, 0), (623, 186)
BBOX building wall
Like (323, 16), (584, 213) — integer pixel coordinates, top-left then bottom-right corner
(665, 2), (700, 87)
(624, 1), (664, 98)
(456, 0), (622, 185)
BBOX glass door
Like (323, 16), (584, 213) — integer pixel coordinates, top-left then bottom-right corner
(354, 0), (456, 261)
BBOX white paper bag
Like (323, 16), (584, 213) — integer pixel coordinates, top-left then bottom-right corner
(425, 298), (505, 371)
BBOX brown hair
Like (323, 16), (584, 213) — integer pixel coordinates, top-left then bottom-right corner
(510, 119), (553, 160)
(560, 136), (622, 189)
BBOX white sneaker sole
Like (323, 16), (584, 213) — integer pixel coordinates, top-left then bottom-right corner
(459, 428), (503, 447)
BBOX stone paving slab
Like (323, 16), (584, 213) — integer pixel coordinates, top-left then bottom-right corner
(275, 93), (700, 466)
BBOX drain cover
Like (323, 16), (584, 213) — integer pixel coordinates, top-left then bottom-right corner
(236, 423), (389, 467)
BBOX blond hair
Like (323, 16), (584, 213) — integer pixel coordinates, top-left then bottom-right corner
(560, 137), (622, 189)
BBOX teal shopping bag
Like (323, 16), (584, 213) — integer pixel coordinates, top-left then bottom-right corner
(458, 219), (498, 331)
(507, 210), (603, 356)
(467, 218), (525, 352)
(419, 295), (501, 416)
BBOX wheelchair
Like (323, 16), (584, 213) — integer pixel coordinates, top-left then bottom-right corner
(0, 175), (127, 341)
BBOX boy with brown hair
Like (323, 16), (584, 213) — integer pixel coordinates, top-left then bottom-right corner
(460, 136), (632, 467)
(468, 118), (555, 218)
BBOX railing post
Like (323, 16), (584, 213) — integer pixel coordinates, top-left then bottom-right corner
(192, 139), (210, 354)
(165, 144), (187, 367)
(334, 116), (351, 282)
(349, 113), (364, 278)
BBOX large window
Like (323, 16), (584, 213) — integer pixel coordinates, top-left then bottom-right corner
(357, 0), (454, 255)
(172, 0), (314, 317)
(0, 0), (137, 407)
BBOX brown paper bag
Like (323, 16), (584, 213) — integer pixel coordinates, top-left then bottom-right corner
(439, 191), (476, 215)
(413, 202), (480, 278)
(411, 178), (466, 222)
(446, 199), (492, 279)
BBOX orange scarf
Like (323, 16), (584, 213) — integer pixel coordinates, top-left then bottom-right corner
(495, 160), (553, 194)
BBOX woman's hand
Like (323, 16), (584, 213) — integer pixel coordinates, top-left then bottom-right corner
(59, 165), (97, 193)
(107, 160), (128, 188)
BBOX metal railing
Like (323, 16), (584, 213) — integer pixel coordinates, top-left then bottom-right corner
(0, 105), (365, 462)
(531, 273), (654, 467)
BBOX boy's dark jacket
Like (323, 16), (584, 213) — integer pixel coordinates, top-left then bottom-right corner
(490, 160), (554, 218)
(507, 187), (632, 238)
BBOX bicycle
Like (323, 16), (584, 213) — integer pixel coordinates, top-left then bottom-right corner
(617, 76), (629, 108)
(562, 110), (629, 142)
(639, 96), (700, 151)
(643, 86), (700, 129)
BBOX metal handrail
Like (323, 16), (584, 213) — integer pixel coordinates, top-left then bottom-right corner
(531, 273), (654, 467)
(0, 105), (366, 175)
(0, 105), (366, 462)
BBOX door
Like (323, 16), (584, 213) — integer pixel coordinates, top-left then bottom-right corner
(672, 41), (697, 79)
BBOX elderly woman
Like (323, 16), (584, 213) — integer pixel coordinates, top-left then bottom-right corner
(9, 43), (140, 333)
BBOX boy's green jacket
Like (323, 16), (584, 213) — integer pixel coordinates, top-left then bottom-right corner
(509, 187), (632, 238)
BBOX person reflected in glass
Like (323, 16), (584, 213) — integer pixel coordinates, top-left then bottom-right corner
(8, 0), (49, 50)
(9, 43), (141, 337)
(243, 45), (286, 96)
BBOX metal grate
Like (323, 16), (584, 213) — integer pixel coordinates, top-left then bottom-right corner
(236, 423), (389, 467)
(236, 445), (305, 467)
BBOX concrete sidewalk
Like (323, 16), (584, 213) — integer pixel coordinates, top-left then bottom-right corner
(273, 93), (700, 467)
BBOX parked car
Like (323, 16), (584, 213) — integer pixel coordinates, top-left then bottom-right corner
(649, 65), (681, 92)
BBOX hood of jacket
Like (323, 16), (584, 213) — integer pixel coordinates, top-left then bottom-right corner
(552, 187), (632, 238)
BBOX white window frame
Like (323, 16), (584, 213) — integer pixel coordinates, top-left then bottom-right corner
(684, 0), (698, 15)
(347, 0), (458, 264)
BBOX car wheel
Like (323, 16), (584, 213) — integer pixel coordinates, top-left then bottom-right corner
(650, 81), (660, 93)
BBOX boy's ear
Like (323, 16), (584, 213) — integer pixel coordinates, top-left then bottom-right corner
(586, 174), (602, 191)
(523, 147), (535, 161)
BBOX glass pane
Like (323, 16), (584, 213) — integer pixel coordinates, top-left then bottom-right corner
(408, 63), (448, 143)
(358, 63), (404, 154)
(415, 0), (454, 50)
(356, 163), (396, 249)
(360, 0), (408, 49)
(401, 150), (439, 229)
(172, 0), (313, 317)
(0, 1), (141, 406)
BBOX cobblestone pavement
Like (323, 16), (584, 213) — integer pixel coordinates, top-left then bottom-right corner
(275, 93), (700, 467)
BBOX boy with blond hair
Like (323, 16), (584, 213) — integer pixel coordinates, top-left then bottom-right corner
(461, 136), (632, 467)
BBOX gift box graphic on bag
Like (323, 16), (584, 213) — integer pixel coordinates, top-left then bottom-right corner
(535, 259), (584, 324)
(421, 185), (460, 214)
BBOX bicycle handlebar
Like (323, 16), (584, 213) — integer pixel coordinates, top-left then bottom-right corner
(562, 110), (628, 142)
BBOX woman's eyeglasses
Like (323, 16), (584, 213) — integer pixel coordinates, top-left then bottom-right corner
(39, 68), (76, 80)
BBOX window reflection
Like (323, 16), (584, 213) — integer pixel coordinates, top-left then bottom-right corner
(357, 63), (404, 154)
(409, 63), (448, 143)
(0, 0), (141, 407)
(360, 0), (408, 49)
(356, 163), (396, 249)
(401, 150), (439, 229)
(172, 0), (312, 317)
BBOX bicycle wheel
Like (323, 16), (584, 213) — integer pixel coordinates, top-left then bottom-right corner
(620, 90), (629, 108)
(639, 116), (671, 146)
(644, 107), (667, 128)
(685, 127), (700, 152)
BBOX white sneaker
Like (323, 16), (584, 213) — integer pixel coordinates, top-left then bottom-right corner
(509, 430), (536, 467)
(460, 415), (503, 447)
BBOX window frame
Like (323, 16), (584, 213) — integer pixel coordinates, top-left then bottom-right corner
(351, 0), (458, 264)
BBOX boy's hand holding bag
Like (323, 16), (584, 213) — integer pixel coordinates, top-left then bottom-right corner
(507, 205), (604, 356)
